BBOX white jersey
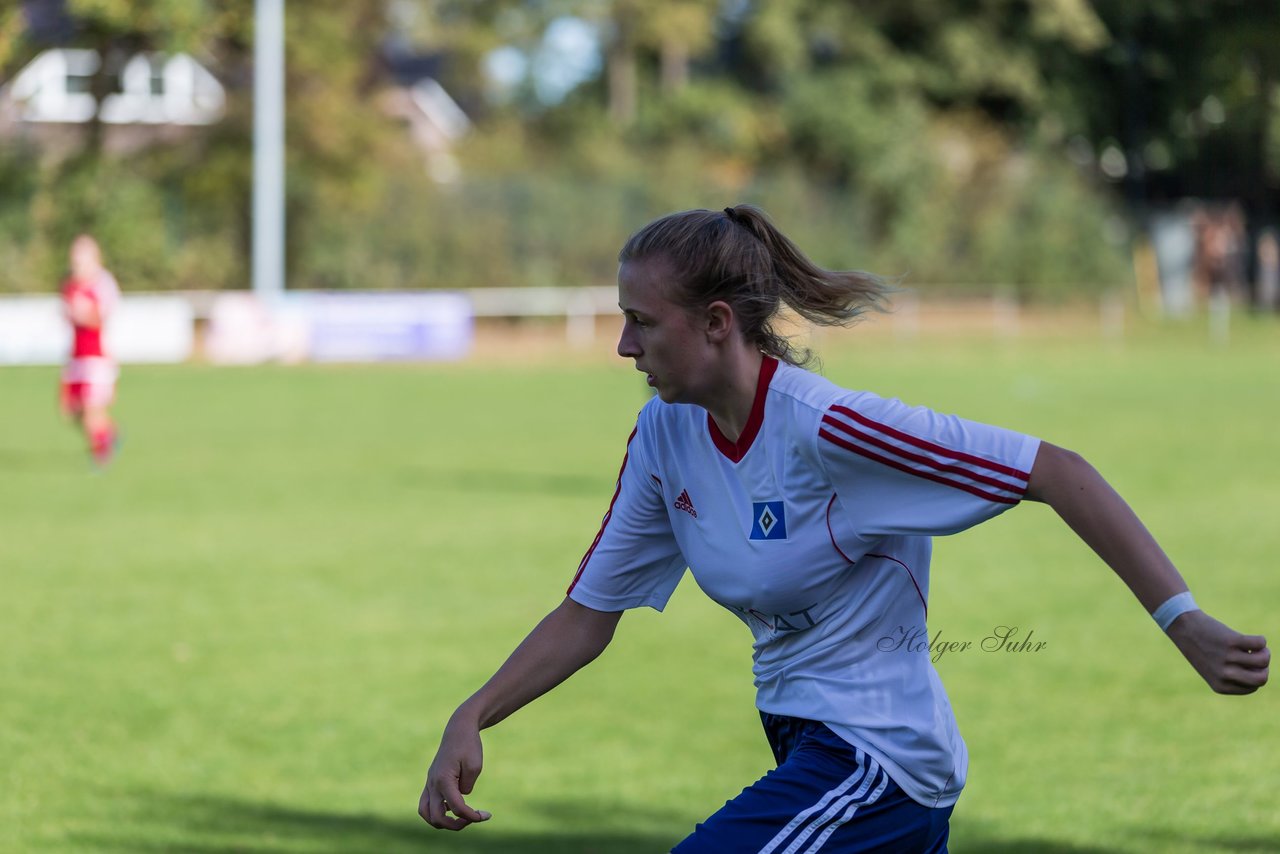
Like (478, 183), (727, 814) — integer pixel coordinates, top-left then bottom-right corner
(567, 357), (1040, 808)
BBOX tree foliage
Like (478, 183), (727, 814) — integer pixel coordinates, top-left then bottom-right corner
(1, 0), (1277, 297)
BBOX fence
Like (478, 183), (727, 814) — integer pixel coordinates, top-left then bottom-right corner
(2, 285), (1259, 366)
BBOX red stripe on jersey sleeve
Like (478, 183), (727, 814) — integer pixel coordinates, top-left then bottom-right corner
(821, 414), (1027, 497)
(567, 427), (638, 595)
(829, 404), (1030, 482)
(819, 428), (1020, 505)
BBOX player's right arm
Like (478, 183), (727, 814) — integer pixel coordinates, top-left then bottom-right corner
(422, 407), (683, 831)
(420, 596), (622, 831)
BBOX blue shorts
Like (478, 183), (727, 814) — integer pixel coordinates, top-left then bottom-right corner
(671, 713), (952, 854)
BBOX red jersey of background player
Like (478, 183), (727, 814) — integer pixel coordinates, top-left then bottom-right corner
(60, 234), (121, 467)
(63, 270), (119, 359)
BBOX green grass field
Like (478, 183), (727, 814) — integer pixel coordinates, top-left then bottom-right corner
(3, 320), (1279, 853)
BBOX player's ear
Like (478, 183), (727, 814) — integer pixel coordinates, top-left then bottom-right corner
(704, 300), (734, 343)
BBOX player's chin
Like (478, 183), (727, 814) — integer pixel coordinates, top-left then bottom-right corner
(650, 380), (677, 403)
(656, 387), (693, 406)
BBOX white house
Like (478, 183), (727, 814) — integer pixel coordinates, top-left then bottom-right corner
(4, 48), (225, 126)
(2, 44), (467, 180)
(377, 76), (471, 182)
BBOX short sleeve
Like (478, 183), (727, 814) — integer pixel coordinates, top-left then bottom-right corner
(566, 412), (687, 611)
(817, 391), (1040, 539)
(95, 272), (121, 317)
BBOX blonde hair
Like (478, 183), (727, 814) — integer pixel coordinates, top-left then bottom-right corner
(619, 206), (889, 366)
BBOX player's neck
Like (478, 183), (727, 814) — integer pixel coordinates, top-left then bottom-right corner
(702, 347), (764, 443)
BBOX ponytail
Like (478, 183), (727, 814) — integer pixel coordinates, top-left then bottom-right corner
(620, 205), (890, 366)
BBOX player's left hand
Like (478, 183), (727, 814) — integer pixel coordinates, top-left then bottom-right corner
(1166, 610), (1269, 694)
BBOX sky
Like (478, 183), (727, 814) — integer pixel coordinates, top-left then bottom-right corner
(485, 15), (601, 105)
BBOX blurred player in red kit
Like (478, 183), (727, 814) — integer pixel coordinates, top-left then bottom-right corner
(60, 234), (121, 467)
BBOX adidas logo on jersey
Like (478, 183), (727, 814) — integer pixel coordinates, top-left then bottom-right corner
(674, 489), (698, 518)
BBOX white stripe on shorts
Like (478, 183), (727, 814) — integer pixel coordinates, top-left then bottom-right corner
(63, 357), (118, 385)
(796, 767), (889, 854)
(756, 749), (884, 854)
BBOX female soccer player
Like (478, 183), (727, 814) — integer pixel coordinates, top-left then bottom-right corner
(60, 234), (121, 467)
(420, 206), (1269, 851)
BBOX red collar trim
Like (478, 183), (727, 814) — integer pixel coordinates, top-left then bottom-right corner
(708, 356), (778, 463)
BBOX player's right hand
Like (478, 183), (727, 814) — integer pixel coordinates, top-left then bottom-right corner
(419, 715), (492, 830)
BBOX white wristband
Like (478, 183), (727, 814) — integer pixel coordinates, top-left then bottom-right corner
(1151, 591), (1198, 632)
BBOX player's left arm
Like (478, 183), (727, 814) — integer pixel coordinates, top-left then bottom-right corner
(1025, 441), (1269, 695)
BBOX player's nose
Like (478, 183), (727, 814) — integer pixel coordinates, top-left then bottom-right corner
(617, 323), (641, 359)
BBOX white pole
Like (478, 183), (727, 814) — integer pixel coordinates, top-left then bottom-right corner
(253, 0), (285, 297)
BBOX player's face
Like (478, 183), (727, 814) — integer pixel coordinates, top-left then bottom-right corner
(70, 237), (101, 277)
(617, 258), (717, 405)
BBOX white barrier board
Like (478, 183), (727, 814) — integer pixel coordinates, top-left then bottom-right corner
(0, 295), (194, 364)
(206, 291), (473, 364)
